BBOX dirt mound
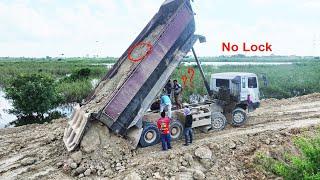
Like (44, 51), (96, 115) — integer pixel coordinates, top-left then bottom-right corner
(62, 121), (135, 178)
(1, 93), (320, 179)
(260, 93), (320, 107)
(0, 119), (68, 180)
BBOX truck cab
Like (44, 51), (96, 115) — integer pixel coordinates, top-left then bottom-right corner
(210, 72), (260, 109)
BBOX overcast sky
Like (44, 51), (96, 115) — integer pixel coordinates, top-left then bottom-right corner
(0, 0), (319, 57)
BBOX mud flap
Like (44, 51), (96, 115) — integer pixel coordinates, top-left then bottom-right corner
(63, 105), (90, 152)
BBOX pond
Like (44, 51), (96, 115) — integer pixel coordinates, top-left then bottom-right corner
(92, 62), (293, 67)
(0, 87), (75, 128)
(181, 62), (293, 66)
(0, 88), (17, 128)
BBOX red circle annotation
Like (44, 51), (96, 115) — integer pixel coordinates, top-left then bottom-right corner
(128, 42), (153, 63)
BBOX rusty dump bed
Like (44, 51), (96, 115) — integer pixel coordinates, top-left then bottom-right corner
(64, 0), (198, 151)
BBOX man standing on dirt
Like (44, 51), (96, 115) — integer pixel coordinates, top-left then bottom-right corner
(173, 80), (182, 109)
(183, 106), (193, 146)
(160, 91), (172, 118)
(157, 111), (172, 151)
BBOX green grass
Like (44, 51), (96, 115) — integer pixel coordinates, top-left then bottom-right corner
(183, 56), (318, 62)
(0, 59), (109, 85)
(0, 57), (319, 104)
(255, 130), (320, 180)
(0, 58), (110, 104)
(172, 62), (320, 100)
(57, 80), (93, 103)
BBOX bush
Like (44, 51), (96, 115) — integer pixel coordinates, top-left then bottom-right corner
(7, 111), (64, 127)
(69, 68), (91, 80)
(5, 74), (62, 117)
(57, 80), (92, 103)
(256, 132), (320, 180)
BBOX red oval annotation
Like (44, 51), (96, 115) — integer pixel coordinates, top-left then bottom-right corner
(128, 42), (153, 63)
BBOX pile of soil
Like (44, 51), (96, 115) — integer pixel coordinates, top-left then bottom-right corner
(0, 93), (320, 179)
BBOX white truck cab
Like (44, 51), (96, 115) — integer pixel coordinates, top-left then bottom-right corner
(210, 72), (260, 109)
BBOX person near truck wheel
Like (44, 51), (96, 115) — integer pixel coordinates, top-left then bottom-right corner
(183, 106), (193, 146)
(173, 80), (182, 109)
(157, 111), (172, 151)
(160, 91), (172, 118)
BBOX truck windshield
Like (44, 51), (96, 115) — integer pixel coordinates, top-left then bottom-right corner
(216, 79), (229, 88)
(248, 77), (257, 88)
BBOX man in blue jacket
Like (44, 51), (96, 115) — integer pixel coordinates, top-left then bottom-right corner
(160, 92), (172, 118)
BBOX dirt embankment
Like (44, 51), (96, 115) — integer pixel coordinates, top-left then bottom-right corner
(0, 93), (320, 180)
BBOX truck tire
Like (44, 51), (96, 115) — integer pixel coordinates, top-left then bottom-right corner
(170, 120), (184, 141)
(139, 123), (160, 147)
(232, 108), (247, 127)
(211, 112), (227, 131)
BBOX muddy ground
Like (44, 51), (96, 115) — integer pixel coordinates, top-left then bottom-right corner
(0, 93), (320, 180)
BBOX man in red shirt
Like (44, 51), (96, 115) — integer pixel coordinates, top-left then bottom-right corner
(157, 111), (172, 151)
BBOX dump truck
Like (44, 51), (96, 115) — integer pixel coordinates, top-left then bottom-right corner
(63, 0), (260, 151)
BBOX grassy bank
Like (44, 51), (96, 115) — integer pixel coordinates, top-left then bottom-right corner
(172, 62), (320, 100)
(255, 128), (320, 179)
(1, 57), (319, 103)
(0, 59), (111, 84)
(184, 56), (318, 62)
(0, 59), (109, 103)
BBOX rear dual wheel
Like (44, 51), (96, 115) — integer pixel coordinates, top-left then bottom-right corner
(170, 120), (184, 141)
(139, 120), (184, 148)
(139, 123), (160, 147)
(231, 108), (247, 126)
(211, 112), (227, 131)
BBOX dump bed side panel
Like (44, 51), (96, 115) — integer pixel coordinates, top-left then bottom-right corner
(98, 0), (196, 134)
(113, 34), (199, 134)
(103, 4), (194, 120)
(85, 0), (189, 103)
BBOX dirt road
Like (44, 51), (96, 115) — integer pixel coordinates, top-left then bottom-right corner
(0, 93), (319, 179)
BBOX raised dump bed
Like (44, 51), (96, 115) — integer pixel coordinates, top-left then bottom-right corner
(64, 0), (198, 151)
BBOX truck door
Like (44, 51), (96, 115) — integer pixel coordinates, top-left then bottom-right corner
(248, 76), (259, 103)
(231, 76), (241, 101)
(240, 77), (248, 102)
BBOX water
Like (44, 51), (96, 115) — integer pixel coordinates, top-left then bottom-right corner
(0, 88), (17, 128)
(91, 79), (99, 87)
(91, 63), (114, 68)
(0, 87), (75, 128)
(92, 62), (293, 67)
(181, 62), (293, 66)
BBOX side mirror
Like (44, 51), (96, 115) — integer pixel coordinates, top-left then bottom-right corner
(198, 35), (206, 43)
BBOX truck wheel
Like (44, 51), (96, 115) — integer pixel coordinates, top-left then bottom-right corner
(232, 108), (247, 126)
(211, 112), (227, 131)
(139, 123), (160, 147)
(170, 120), (184, 141)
